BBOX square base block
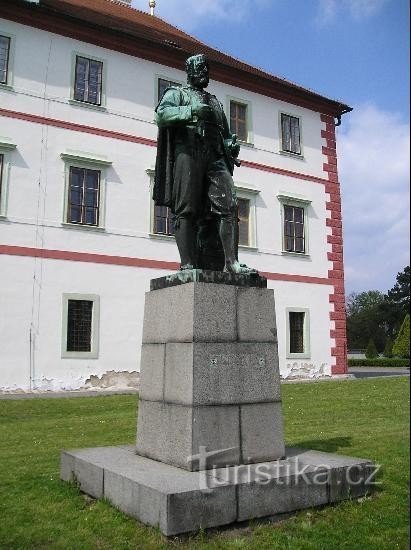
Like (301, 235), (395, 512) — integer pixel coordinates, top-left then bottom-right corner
(136, 400), (285, 470)
(61, 445), (377, 537)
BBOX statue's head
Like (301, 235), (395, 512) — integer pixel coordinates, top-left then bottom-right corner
(185, 54), (209, 89)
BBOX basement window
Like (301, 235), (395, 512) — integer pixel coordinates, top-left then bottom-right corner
(286, 308), (310, 359)
(62, 294), (100, 358)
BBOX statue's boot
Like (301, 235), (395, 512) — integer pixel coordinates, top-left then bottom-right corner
(219, 217), (258, 275)
(174, 217), (196, 270)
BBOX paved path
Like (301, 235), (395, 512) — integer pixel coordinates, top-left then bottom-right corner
(349, 366), (410, 379)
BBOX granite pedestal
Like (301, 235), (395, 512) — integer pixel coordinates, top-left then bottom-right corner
(60, 271), (377, 536)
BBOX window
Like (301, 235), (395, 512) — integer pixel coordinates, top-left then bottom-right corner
(286, 308), (310, 359)
(235, 185), (259, 248)
(0, 139), (17, 217)
(237, 198), (250, 246)
(157, 77), (181, 103)
(153, 204), (175, 236)
(277, 193), (311, 256)
(230, 100), (248, 142)
(67, 300), (93, 352)
(0, 35), (10, 85)
(62, 294), (100, 358)
(67, 166), (100, 226)
(74, 55), (103, 105)
(289, 312), (305, 353)
(0, 154), (3, 206)
(283, 205), (305, 253)
(61, 152), (111, 229)
(281, 113), (301, 155)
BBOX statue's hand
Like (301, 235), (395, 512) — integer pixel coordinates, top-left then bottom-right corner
(230, 141), (240, 158)
(192, 103), (214, 121)
(229, 134), (240, 158)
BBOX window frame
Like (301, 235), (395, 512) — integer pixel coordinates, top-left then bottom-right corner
(70, 52), (107, 110)
(0, 31), (14, 90)
(234, 184), (260, 249)
(0, 139), (17, 218)
(286, 307), (311, 359)
(155, 74), (183, 106)
(279, 111), (304, 157)
(226, 96), (253, 146)
(277, 193), (311, 257)
(61, 151), (112, 231)
(61, 293), (100, 359)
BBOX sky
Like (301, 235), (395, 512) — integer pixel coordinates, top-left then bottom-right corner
(132, 0), (410, 295)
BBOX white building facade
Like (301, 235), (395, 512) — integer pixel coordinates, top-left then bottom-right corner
(0, 0), (350, 391)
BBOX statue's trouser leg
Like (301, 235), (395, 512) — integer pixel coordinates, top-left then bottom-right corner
(174, 216), (196, 269)
(219, 215), (237, 269)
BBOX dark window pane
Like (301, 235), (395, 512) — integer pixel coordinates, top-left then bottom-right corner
(67, 300), (93, 352)
(0, 36), (10, 85)
(294, 207), (304, 223)
(68, 206), (81, 223)
(284, 205), (293, 221)
(84, 189), (98, 207)
(154, 204), (174, 235)
(85, 207), (97, 225)
(295, 238), (304, 253)
(285, 237), (294, 252)
(158, 78), (180, 102)
(289, 312), (305, 354)
(295, 223), (304, 238)
(69, 188), (82, 206)
(238, 221), (249, 246)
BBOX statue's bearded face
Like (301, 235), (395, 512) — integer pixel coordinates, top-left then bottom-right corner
(186, 55), (209, 89)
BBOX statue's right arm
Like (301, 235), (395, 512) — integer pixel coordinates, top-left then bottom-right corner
(155, 88), (193, 127)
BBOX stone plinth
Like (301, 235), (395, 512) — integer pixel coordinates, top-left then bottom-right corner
(136, 279), (285, 471)
(60, 271), (377, 536)
(61, 445), (378, 537)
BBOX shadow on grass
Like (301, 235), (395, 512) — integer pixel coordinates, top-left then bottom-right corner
(292, 436), (353, 453)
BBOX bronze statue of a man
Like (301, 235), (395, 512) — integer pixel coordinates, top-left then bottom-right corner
(153, 53), (256, 275)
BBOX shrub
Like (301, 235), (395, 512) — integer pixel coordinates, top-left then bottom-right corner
(383, 337), (394, 358)
(365, 338), (378, 359)
(348, 358), (410, 367)
(393, 314), (410, 359)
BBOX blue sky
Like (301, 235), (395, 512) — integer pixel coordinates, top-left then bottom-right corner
(132, 0), (410, 295)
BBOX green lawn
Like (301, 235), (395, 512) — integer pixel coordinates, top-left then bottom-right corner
(0, 377), (409, 549)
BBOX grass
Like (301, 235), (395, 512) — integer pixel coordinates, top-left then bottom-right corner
(0, 377), (409, 549)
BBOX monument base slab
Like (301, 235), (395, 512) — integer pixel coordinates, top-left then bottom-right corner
(61, 445), (376, 536)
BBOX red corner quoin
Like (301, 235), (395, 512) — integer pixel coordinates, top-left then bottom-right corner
(321, 113), (348, 375)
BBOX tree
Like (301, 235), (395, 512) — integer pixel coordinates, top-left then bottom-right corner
(387, 266), (410, 313)
(392, 314), (410, 359)
(380, 266), (411, 337)
(365, 338), (378, 359)
(346, 291), (386, 351)
(383, 337), (393, 358)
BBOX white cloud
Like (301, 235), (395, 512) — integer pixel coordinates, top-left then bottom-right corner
(338, 104), (410, 293)
(131, 0), (270, 30)
(315, 0), (390, 26)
